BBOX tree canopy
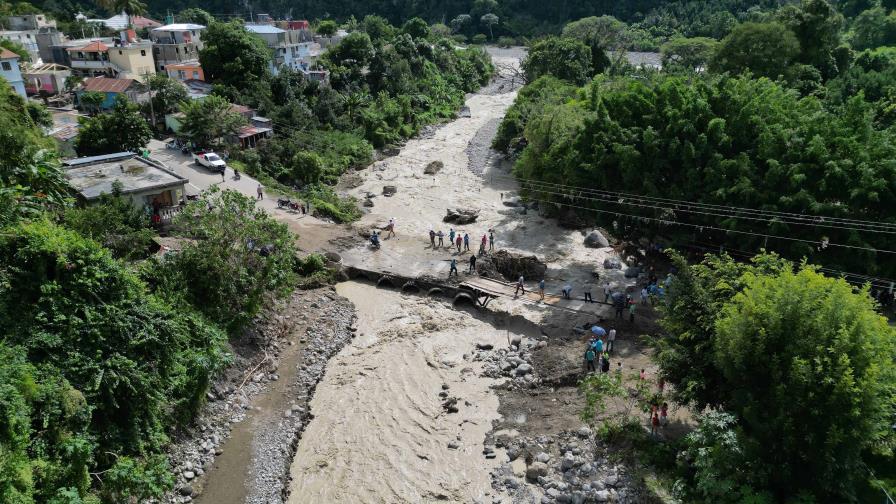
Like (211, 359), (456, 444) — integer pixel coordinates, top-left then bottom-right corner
(75, 96), (152, 156)
(199, 20), (272, 88)
(522, 36), (595, 85)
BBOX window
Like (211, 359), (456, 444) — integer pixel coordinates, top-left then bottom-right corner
(192, 70), (198, 78)
(1, 62), (10, 71)
(178, 70), (185, 79)
(140, 50), (146, 56)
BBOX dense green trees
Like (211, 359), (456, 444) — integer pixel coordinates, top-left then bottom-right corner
(710, 22), (801, 78)
(659, 252), (896, 501)
(522, 37), (594, 84)
(661, 37), (719, 71)
(75, 96), (152, 156)
(199, 20), (272, 88)
(0, 220), (229, 502)
(178, 94), (247, 148)
(500, 72), (896, 278)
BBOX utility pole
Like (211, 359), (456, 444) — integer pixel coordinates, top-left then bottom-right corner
(145, 71), (156, 129)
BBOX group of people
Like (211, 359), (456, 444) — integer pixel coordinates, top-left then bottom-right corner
(584, 327), (618, 373)
(445, 228), (496, 277)
(433, 228), (495, 255)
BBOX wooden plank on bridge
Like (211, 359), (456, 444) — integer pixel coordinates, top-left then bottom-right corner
(460, 277), (518, 297)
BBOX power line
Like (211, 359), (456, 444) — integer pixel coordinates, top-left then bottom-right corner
(519, 195), (896, 255)
(510, 182), (896, 242)
(488, 173), (896, 232)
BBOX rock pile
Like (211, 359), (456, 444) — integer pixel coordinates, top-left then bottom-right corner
(473, 333), (545, 390)
(490, 430), (638, 503)
(158, 288), (357, 504)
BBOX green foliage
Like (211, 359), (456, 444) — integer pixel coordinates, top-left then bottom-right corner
(776, 0), (845, 79)
(849, 7), (896, 50)
(75, 96), (151, 156)
(402, 17), (430, 39)
(96, 455), (172, 503)
(0, 220), (229, 499)
(713, 265), (896, 499)
(659, 253), (896, 501)
(147, 74), (188, 117)
(492, 75), (576, 152)
(661, 37), (719, 71)
(579, 371), (651, 429)
(317, 19), (338, 36)
(176, 7), (214, 25)
(361, 14), (396, 43)
(289, 150), (324, 185)
(76, 91), (105, 116)
(199, 20), (272, 88)
(299, 184), (361, 223)
(471, 33), (487, 44)
(709, 22), (801, 78)
(148, 188), (296, 332)
(25, 102), (51, 129)
(0, 81), (70, 226)
(673, 411), (772, 503)
(178, 94), (246, 148)
(62, 190), (156, 260)
(522, 36), (593, 85)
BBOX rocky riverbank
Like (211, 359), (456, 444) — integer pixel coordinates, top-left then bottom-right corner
(157, 287), (356, 504)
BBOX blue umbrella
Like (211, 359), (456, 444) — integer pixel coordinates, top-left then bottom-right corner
(591, 326), (606, 337)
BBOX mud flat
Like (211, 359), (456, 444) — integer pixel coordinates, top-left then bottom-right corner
(286, 281), (531, 503)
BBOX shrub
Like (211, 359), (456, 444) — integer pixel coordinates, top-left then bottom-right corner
(472, 33), (488, 44)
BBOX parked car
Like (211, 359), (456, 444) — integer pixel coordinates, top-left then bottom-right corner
(192, 151), (226, 173)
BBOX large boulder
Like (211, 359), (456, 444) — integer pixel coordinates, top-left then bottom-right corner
(443, 208), (480, 224)
(382, 185), (397, 197)
(423, 161), (444, 175)
(526, 462), (549, 481)
(603, 257), (622, 270)
(584, 230), (609, 248)
(624, 266), (642, 278)
(477, 250), (547, 282)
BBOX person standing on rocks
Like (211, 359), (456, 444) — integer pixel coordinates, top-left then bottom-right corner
(449, 228), (456, 245)
(603, 282), (611, 303)
(585, 347), (596, 373)
(480, 234), (487, 255)
(628, 297), (637, 323)
(437, 230), (445, 247)
(429, 229), (436, 248)
(449, 258), (458, 277)
(489, 230), (495, 251)
(468, 254), (477, 274)
(256, 184), (264, 200)
(514, 275), (525, 298)
(641, 286), (649, 305)
(538, 279), (545, 301)
(601, 352), (610, 373)
(607, 328), (616, 353)
(455, 234), (463, 252)
(562, 283), (572, 299)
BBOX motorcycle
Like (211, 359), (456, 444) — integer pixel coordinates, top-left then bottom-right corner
(233, 169), (241, 180)
(277, 198), (291, 209)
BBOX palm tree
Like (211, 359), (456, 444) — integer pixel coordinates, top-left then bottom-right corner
(94, 0), (147, 27)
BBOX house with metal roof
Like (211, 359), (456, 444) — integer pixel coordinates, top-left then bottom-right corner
(75, 76), (143, 110)
(246, 23), (320, 76)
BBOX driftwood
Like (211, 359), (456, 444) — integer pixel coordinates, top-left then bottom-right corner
(443, 207), (480, 224)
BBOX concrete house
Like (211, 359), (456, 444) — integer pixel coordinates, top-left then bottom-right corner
(2, 14), (62, 63)
(165, 60), (204, 82)
(66, 35), (155, 82)
(22, 62), (70, 95)
(0, 48), (26, 96)
(63, 152), (187, 211)
(150, 23), (204, 72)
(247, 23), (322, 76)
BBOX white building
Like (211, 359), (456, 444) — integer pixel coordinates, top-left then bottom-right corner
(246, 23), (321, 75)
(150, 23), (205, 72)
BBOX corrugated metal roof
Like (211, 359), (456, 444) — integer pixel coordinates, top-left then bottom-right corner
(81, 77), (136, 93)
(246, 24), (285, 34)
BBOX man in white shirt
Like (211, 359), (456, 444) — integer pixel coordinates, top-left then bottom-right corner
(607, 328), (617, 353)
